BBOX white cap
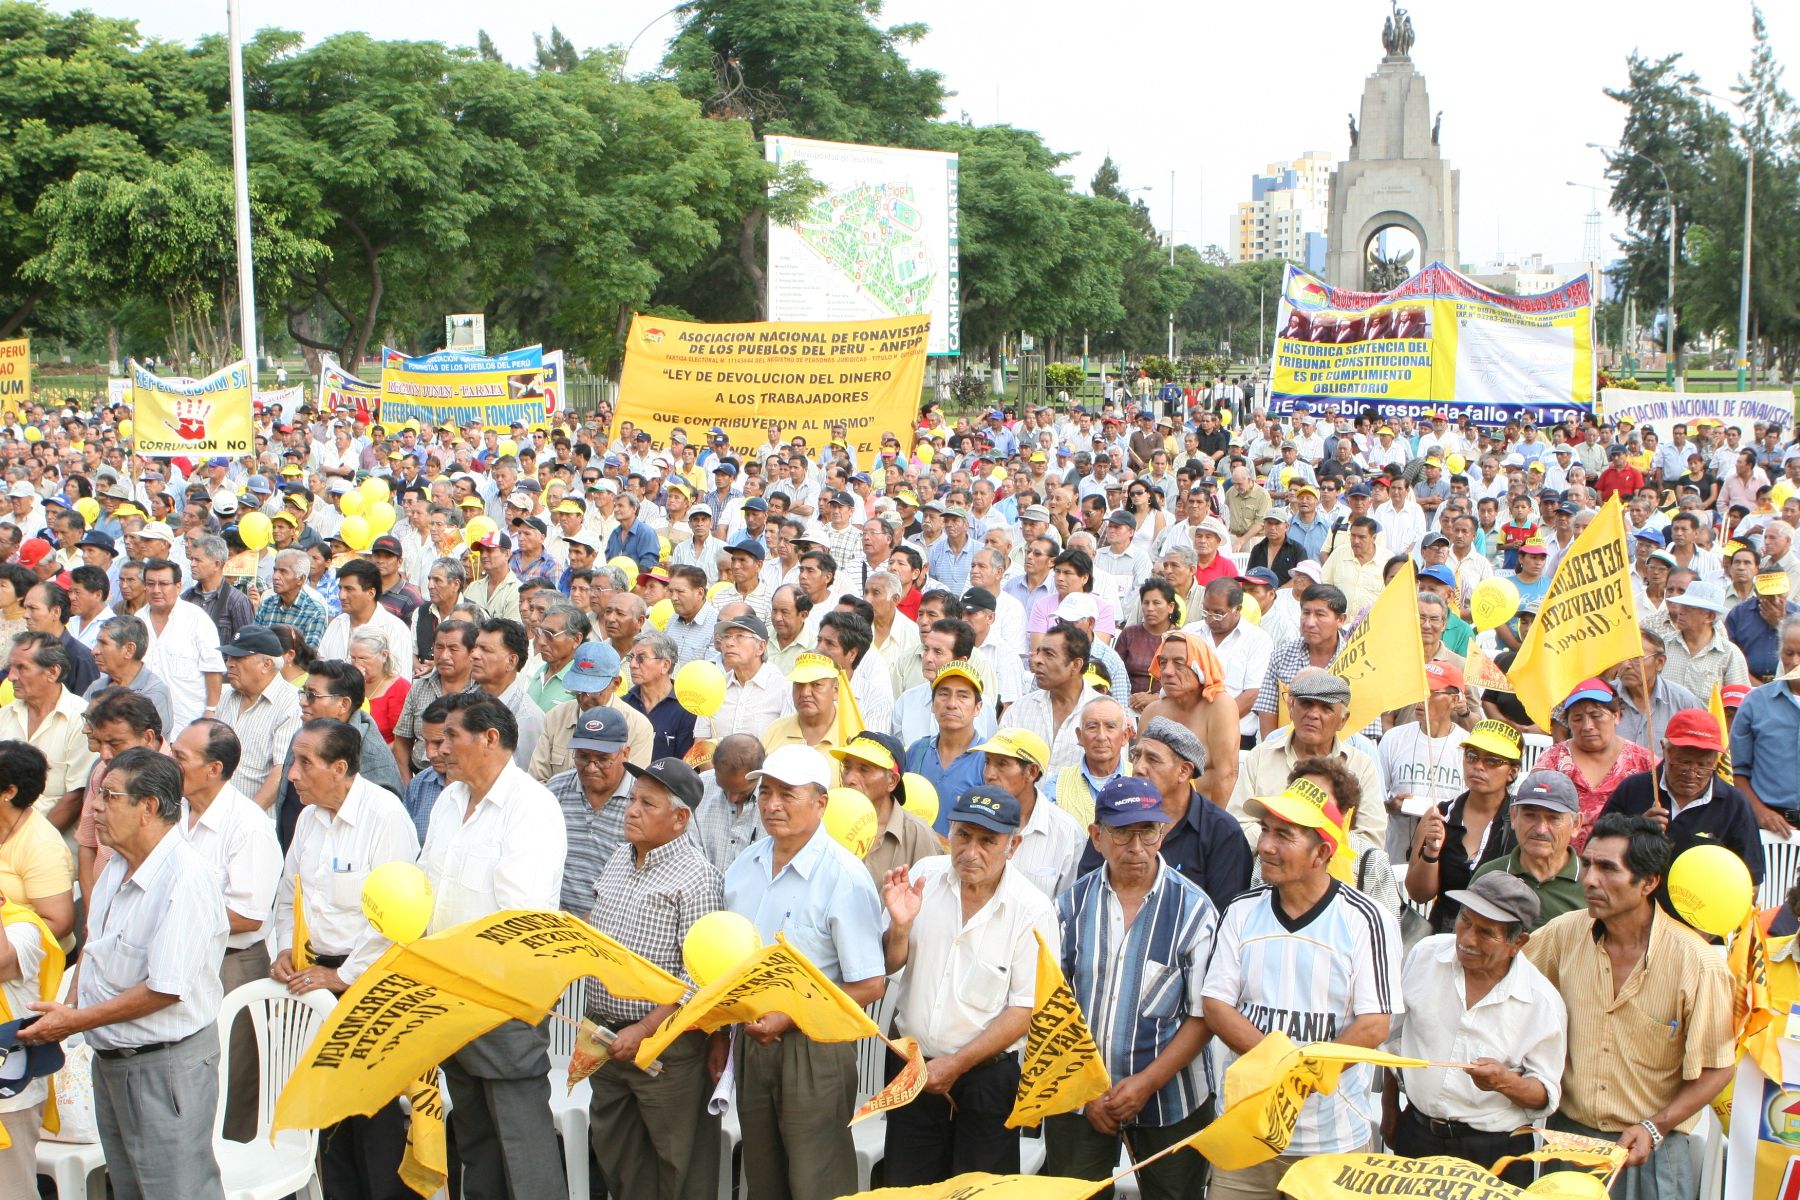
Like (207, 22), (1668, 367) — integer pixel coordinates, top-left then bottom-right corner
(1291, 560), (1325, 583)
(507, 491), (534, 509)
(1055, 592), (1100, 623)
(211, 491), (239, 516)
(747, 744), (833, 792)
(1193, 516), (1231, 541)
(6, 482), (34, 499)
(137, 521), (176, 543)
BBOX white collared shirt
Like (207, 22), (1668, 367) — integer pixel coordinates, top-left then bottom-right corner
(422, 761), (566, 934)
(0, 688), (97, 814)
(80, 827), (228, 1050)
(1199, 618), (1275, 736)
(697, 661), (788, 741)
(142, 598), (225, 731)
(275, 774), (421, 983)
(318, 606), (415, 678)
(893, 856), (1057, 1059)
(1386, 933), (1566, 1130)
(180, 785), (283, 950)
(1010, 792), (1087, 898)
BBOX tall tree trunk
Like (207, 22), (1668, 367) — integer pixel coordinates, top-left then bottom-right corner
(0, 287), (45, 340)
(739, 208), (766, 319)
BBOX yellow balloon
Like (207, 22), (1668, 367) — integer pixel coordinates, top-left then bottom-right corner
(648, 597), (674, 630)
(1527, 1175), (1611, 1200)
(74, 497), (101, 526)
(1278, 466), (1296, 487)
(338, 489), (367, 517)
(674, 660), (728, 717)
(497, 438), (519, 457)
(118, 418), (134, 438)
(361, 861), (434, 944)
(1446, 452), (1467, 475)
(706, 579), (733, 602)
(366, 500), (397, 535)
(1469, 576), (1521, 633)
(1240, 593), (1261, 625)
(824, 787), (878, 858)
(917, 443), (934, 465)
(900, 772), (938, 829)
(360, 476), (391, 504)
(238, 511), (273, 550)
(339, 514), (373, 552)
(657, 535), (672, 563)
(463, 515), (498, 547)
(22, 426), (39, 443)
(0, 679), (12, 706)
(1774, 479), (1796, 508)
(1218, 408), (1233, 428)
(607, 555), (640, 589)
(1668, 844), (1753, 936)
(681, 910), (762, 987)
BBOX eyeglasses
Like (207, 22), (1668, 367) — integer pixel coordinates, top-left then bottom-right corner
(1461, 749), (1515, 769)
(1100, 825), (1165, 846)
(98, 787), (133, 803)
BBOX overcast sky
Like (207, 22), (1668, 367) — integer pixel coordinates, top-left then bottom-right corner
(75, 0), (1795, 272)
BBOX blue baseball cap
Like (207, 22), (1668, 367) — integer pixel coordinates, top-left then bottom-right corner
(1094, 777), (1171, 827)
(0, 1017), (63, 1098)
(950, 785), (1021, 834)
(565, 642), (622, 694)
(1633, 528), (1666, 546)
(1417, 564), (1457, 587)
(713, 460), (740, 477)
(727, 537), (766, 560)
(742, 497), (769, 512)
(570, 706), (629, 751)
(1238, 567), (1280, 587)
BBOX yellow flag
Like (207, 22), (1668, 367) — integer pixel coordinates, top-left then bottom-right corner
(1006, 929), (1112, 1129)
(851, 1036), (927, 1125)
(1330, 559), (1427, 733)
(1729, 908), (1780, 1082)
(840, 1173), (1106, 1199)
(1280, 1153), (1530, 1200)
(1490, 1131), (1626, 1182)
(1709, 684), (1735, 784)
(388, 908), (688, 1024)
(291, 880), (315, 971)
(1465, 646), (1514, 694)
(634, 933), (880, 1069)
(1506, 495), (1642, 729)
(273, 947), (510, 1135)
(0, 901), (63, 1149)
(398, 1067), (448, 1197)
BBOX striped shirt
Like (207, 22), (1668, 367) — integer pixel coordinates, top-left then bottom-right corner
(692, 771), (763, 871)
(1523, 907), (1736, 1134)
(215, 679), (304, 801)
(549, 769), (631, 915)
(403, 767), (447, 844)
(1203, 881), (1403, 1154)
(584, 833), (722, 1029)
(1059, 860), (1218, 1126)
(392, 672), (479, 770)
(665, 605), (718, 668)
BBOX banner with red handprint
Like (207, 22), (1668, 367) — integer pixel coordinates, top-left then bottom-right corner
(130, 359), (255, 457)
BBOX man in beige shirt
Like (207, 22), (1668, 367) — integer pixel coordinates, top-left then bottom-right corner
(833, 731), (940, 880)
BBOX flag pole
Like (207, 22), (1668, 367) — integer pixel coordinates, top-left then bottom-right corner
(226, 0), (259, 381)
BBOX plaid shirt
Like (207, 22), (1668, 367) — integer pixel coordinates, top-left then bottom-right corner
(584, 833), (722, 1028)
(665, 604), (718, 668)
(1252, 634), (1384, 739)
(510, 550), (561, 585)
(403, 766), (446, 844)
(255, 591), (331, 648)
(823, 524), (865, 582)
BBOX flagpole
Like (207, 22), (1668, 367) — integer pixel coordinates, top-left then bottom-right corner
(226, 0), (259, 379)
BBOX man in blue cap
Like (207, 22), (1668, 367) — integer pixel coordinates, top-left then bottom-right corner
(528, 640), (650, 783)
(878, 783), (1056, 1184)
(1047, 775), (1220, 1199)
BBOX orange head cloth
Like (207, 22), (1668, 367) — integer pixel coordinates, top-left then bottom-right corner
(1149, 631), (1227, 704)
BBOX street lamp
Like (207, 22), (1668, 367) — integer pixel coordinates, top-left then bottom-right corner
(1168, 170), (1177, 361)
(1692, 86), (1756, 391)
(1589, 142), (1677, 386)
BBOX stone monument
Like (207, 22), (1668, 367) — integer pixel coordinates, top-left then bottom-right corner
(1324, 3), (1460, 290)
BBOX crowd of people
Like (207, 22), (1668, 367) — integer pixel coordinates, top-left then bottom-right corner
(0, 387), (1793, 1200)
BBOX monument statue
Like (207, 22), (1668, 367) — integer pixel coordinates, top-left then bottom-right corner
(1347, 114), (1359, 147)
(1366, 245), (1415, 291)
(1381, 3), (1414, 57)
(1431, 110), (1442, 144)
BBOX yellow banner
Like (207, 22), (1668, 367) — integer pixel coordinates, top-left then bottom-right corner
(0, 338), (28, 404)
(634, 933), (880, 1069)
(398, 1067), (447, 1197)
(852, 1036), (927, 1125)
(1331, 559), (1428, 733)
(129, 358), (256, 456)
(1506, 495), (1642, 729)
(273, 947), (510, 1134)
(844, 1174), (1106, 1200)
(1279, 1153), (1531, 1200)
(615, 314), (929, 460)
(1006, 929), (1112, 1128)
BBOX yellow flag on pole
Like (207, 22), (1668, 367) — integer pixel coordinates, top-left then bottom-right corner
(1505, 495), (1642, 729)
(1709, 684), (1735, 784)
(1279, 1154), (1532, 1200)
(1005, 929), (1112, 1129)
(851, 1036), (927, 1125)
(397, 1067), (448, 1197)
(1330, 559), (1427, 734)
(291, 880), (315, 971)
(633, 934), (880, 1069)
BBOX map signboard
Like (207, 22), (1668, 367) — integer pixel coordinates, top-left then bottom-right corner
(765, 136), (960, 356)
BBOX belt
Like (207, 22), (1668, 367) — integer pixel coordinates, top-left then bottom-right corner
(94, 1028), (202, 1061)
(312, 953), (349, 968)
(1403, 1105), (1494, 1140)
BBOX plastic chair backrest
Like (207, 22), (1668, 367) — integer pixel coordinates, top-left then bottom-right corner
(1518, 733), (1552, 775)
(548, 979), (585, 1060)
(212, 978), (339, 1143)
(1759, 829), (1800, 911)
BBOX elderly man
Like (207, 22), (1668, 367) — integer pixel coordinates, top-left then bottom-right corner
(1381, 873), (1565, 1179)
(1045, 774), (1220, 1200)
(584, 756), (723, 1200)
(1613, 628), (1704, 748)
(253, 547), (330, 647)
(694, 611), (786, 745)
(1138, 631), (1242, 808)
(393, 618), (481, 783)
(1231, 670), (1386, 850)
(471, 616), (546, 768)
(1525, 814), (1735, 1197)
(169, 719), (283, 1143)
(271, 715), (419, 1199)
(1661, 579), (1748, 698)
(1046, 695), (1132, 827)
(182, 533), (255, 645)
(693, 733), (766, 871)
(21, 748), (227, 1200)
(213, 626), (304, 811)
(973, 726), (1084, 898)
(625, 629), (697, 761)
(140, 557), (225, 730)
(1075, 717), (1252, 912)
(1469, 772), (1586, 929)
(548, 707), (634, 915)
(725, 744), (887, 1200)
(0, 632), (96, 829)
(1195, 577), (1275, 751)
(420, 692), (567, 1200)
(1203, 775), (1402, 1200)
(530, 640), (653, 781)
(879, 780), (1056, 1185)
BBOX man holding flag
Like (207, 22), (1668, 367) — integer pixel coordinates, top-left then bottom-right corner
(877, 784), (1056, 1184)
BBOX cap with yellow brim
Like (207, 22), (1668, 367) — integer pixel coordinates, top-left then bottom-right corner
(1243, 778), (1346, 852)
(973, 728), (1049, 771)
(931, 659), (983, 695)
(786, 651), (840, 684)
(829, 732), (900, 773)
(1462, 718), (1524, 761)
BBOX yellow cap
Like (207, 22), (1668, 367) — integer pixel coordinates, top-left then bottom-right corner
(973, 728), (1048, 770)
(458, 495), (484, 510)
(786, 651), (840, 684)
(1462, 718), (1524, 761)
(829, 733), (898, 772)
(553, 499), (584, 515)
(931, 659), (983, 695)
(271, 510), (299, 526)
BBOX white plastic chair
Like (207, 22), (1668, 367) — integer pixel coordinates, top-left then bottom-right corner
(545, 980), (591, 1200)
(211, 978), (336, 1200)
(1518, 733), (1552, 775)
(851, 988), (900, 1190)
(1759, 828), (1800, 911)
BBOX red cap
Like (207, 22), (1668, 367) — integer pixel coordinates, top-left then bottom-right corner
(1663, 708), (1726, 752)
(1722, 683), (1752, 708)
(16, 537), (52, 568)
(1425, 660), (1465, 691)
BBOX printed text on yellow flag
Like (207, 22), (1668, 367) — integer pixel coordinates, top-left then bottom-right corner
(1506, 495), (1642, 729)
(398, 1068), (448, 1197)
(1006, 929), (1111, 1128)
(634, 934), (880, 1069)
(1330, 560), (1427, 734)
(1279, 1154), (1533, 1200)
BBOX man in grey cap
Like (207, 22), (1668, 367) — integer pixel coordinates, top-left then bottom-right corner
(1230, 668), (1387, 850)
(549, 706), (634, 914)
(1382, 871), (1566, 1179)
(1469, 771), (1584, 928)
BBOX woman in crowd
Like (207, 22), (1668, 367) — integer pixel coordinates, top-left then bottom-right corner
(1118, 576), (1180, 701)
(351, 629), (410, 744)
(269, 622), (315, 689)
(1534, 678), (1654, 848)
(1405, 719), (1524, 933)
(0, 740), (74, 945)
(1124, 479), (1169, 556)
(0, 563), (31, 651)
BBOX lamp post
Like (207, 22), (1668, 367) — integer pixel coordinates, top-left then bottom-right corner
(226, 0), (257, 378)
(1589, 142), (1676, 387)
(1692, 87), (1756, 391)
(1167, 170), (1177, 362)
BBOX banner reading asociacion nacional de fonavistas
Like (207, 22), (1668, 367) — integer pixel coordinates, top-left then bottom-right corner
(615, 314), (929, 459)
(1269, 262), (1595, 425)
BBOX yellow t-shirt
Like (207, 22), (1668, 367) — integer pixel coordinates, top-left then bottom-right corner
(0, 809), (73, 908)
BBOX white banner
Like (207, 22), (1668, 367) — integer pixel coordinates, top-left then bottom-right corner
(1597, 388), (1794, 446)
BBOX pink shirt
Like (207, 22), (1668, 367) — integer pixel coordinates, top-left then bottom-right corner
(1537, 738), (1657, 850)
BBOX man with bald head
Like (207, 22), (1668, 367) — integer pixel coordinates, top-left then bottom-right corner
(603, 591), (647, 661)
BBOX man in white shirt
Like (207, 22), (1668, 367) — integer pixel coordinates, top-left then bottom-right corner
(1378, 476), (1428, 557)
(420, 692), (567, 1200)
(695, 612), (787, 742)
(139, 556), (224, 731)
(317, 559), (414, 678)
(1193, 578), (1275, 748)
(213, 626), (304, 811)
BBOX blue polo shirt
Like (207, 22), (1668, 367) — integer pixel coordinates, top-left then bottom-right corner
(1731, 681), (1800, 814)
(1724, 597), (1799, 678)
(903, 736), (988, 835)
